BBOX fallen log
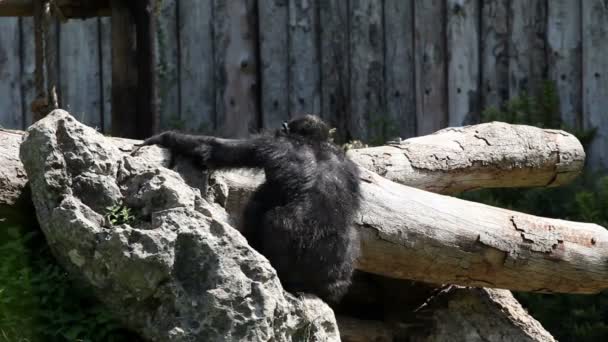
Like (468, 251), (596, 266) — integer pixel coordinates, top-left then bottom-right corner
(2, 126), (605, 294)
(348, 122), (585, 193)
(356, 168), (608, 294)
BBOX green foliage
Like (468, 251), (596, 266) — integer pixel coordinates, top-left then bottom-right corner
(0, 220), (141, 342)
(465, 80), (607, 342)
(482, 80), (560, 128)
(105, 203), (136, 226)
(368, 114), (400, 147)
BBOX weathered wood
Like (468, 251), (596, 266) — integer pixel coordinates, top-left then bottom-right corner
(356, 166), (608, 294)
(0, 18), (22, 129)
(348, 122), (585, 193)
(414, 0), (448, 136)
(547, 0), (581, 129)
(319, 0), (349, 142)
(110, 0), (137, 138)
(582, 0), (608, 170)
(288, 0), (320, 117)
(59, 18), (101, 129)
(383, 0), (416, 139)
(257, 0), (289, 129)
(0, 0), (110, 18)
(156, 0), (179, 131)
(213, 0), (259, 138)
(19, 17), (36, 129)
(447, 0), (480, 126)
(480, 0), (509, 110)
(178, 0), (214, 133)
(349, 0), (384, 142)
(509, 0), (547, 100)
(131, 0), (159, 138)
(99, 17), (112, 133)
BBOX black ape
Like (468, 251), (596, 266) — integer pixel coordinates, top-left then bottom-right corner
(141, 115), (361, 302)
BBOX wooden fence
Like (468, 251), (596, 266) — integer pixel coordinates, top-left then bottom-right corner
(0, 0), (606, 169)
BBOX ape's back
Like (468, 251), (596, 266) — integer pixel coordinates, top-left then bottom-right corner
(242, 136), (361, 302)
(140, 115), (362, 302)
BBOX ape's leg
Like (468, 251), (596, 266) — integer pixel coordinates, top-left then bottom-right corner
(141, 131), (285, 169)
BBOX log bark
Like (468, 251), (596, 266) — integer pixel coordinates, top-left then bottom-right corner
(348, 122), (585, 194)
(212, 166), (608, 294)
(356, 167), (608, 294)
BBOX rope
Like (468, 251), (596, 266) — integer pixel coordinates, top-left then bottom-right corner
(30, 0), (47, 119)
(30, 0), (60, 121)
(43, 1), (58, 110)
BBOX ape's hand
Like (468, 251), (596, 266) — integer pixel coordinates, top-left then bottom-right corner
(140, 131), (175, 147)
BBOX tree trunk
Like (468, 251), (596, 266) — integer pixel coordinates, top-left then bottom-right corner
(348, 122), (585, 193)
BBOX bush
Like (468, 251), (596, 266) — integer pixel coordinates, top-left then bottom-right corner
(460, 80), (608, 342)
(0, 214), (140, 342)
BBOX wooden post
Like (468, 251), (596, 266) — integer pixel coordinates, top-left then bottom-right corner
(110, 0), (137, 138)
(110, 0), (158, 139)
(132, 0), (159, 138)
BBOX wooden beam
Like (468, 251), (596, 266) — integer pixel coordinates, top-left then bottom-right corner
(109, 0), (137, 138)
(131, 0), (159, 138)
(0, 0), (110, 18)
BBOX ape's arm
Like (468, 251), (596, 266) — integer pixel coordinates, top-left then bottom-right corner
(141, 131), (283, 169)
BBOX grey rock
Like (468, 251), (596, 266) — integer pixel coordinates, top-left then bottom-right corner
(20, 110), (340, 342)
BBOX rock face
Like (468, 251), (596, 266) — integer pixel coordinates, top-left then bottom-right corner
(19, 110), (339, 342)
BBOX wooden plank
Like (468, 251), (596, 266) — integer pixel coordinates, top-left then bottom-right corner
(547, 0), (581, 129)
(156, 0), (179, 131)
(257, 0), (288, 130)
(447, 0), (480, 126)
(288, 0), (320, 117)
(213, 0), (259, 138)
(480, 0), (509, 111)
(110, 0), (137, 138)
(132, 0), (159, 138)
(0, 18), (22, 129)
(414, 0), (447, 135)
(99, 17), (112, 134)
(0, 0), (111, 18)
(582, 0), (608, 170)
(319, 0), (349, 142)
(509, 0), (547, 100)
(179, 0), (214, 133)
(383, 0), (416, 139)
(59, 18), (101, 129)
(19, 17), (36, 128)
(349, 0), (384, 142)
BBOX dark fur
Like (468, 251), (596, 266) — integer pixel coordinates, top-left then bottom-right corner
(142, 115), (361, 302)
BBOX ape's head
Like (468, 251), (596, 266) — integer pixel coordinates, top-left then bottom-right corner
(281, 114), (330, 141)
